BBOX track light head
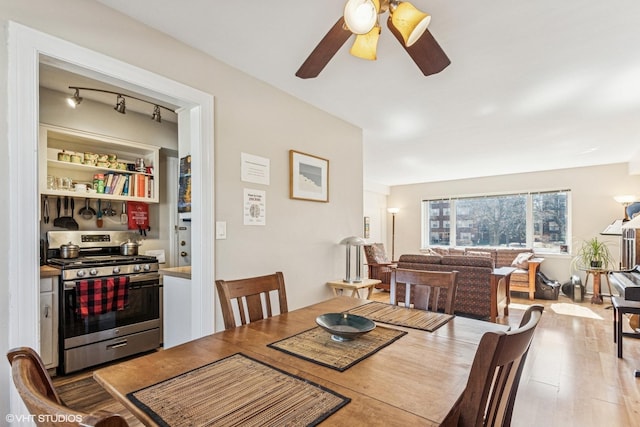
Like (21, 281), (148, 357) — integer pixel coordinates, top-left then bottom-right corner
(66, 88), (83, 108)
(151, 105), (162, 123)
(114, 95), (126, 114)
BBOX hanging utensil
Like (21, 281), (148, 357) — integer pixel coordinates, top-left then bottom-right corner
(53, 197), (64, 228)
(60, 196), (79, 230)
(120, 201), (128, 224)
(104, 201), (116, 216)
(96, 199), (103, 228)
(43, 196), (50, 224)
(79, 198), (95, 220)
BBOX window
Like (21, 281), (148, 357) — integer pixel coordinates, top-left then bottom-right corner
(422, 190), (570, 253)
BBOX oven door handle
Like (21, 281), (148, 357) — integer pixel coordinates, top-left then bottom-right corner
(63, 272), (161, 289)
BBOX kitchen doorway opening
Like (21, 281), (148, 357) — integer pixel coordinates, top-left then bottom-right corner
(7, 22), (215, 416)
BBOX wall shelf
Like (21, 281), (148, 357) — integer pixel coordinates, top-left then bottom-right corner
(39, 124), (159, 203)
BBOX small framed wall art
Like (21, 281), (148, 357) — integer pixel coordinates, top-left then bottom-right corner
(289, 150), (329, 202)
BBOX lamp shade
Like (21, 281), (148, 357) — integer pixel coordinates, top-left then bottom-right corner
(387, 207), (400, 214)
(614, 195), (636, 205)
(391, 1), (431, 47)
(344, 0), (379, 34)
(350, 25), (381, 60)
(340, 236), (367, 246)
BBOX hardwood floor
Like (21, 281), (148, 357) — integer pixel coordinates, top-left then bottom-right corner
(54, 292), (640, 427)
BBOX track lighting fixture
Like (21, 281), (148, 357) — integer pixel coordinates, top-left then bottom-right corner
(66, 88), (83, 108)
(114, 95), (126, 114)
(151, 105), (162, 123)
(66, 86), (175, 123)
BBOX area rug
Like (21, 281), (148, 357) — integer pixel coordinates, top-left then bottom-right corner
(268, 325), (406, 372)
(127, 353), (350, 427)
(346, 301), (454, 332)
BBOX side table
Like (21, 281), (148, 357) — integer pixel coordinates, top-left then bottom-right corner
(612, 296), (640, 358)
(490, 267), (514, 323)
(326, 278), (381, 299)
(582, 269), (613, 304)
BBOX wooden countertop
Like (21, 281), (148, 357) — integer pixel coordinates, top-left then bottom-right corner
(159, 266), (191, 280)
(40, 265), (60, 278)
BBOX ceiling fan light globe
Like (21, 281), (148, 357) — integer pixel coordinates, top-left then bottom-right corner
(391, 2), (431, 46)
(350, 26), (381, 60)
(344, 0), (379, 34)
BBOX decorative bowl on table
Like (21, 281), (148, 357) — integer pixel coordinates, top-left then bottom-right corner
(315, 313), (376, 342)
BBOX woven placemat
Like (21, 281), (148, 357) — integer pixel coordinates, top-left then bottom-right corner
(346, 301), (454, 332)
(127, 353), (350, 427)
(268, 326), (407, 372)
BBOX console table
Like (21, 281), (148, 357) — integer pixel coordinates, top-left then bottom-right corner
(326, 278), (381, 299)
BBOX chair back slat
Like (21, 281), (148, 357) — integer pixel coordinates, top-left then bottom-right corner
(391, 268), (459, 314)
(456, 305), (544, 427)
(216, 272), (288, 330)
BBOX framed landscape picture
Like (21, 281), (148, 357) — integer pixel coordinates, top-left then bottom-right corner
(289, 150), (329, 202)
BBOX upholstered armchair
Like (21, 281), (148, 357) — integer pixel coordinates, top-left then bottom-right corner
(363, 243), (396, 291)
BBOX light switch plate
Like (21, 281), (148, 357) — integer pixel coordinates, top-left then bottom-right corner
(216, 221), (227, 239)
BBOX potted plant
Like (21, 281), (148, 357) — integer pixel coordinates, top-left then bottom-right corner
(572, 237), (614, 270)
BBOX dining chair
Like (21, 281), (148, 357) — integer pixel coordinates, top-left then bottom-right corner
(390, 268), (459, 314)
(454, 304), (544, 427)
(6, 346), (129, 427)
(215, 271), (288, 330)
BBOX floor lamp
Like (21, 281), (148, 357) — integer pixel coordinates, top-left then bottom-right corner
(388, 208), (399, 262)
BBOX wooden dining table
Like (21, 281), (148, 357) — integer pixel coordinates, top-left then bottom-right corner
(94, 296), (509, 426)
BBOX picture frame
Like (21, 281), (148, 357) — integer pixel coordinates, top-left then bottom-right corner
(289, 150), (329, 202)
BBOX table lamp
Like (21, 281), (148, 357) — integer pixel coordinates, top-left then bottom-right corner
(340, 236), (366, 283)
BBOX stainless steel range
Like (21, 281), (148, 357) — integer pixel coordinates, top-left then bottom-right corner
(47, 231), (162, 375)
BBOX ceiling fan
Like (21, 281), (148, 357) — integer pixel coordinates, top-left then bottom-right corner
(296, 0), (450, 79)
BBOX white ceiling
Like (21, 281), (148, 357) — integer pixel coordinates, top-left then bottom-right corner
(92, 0), (640, 186)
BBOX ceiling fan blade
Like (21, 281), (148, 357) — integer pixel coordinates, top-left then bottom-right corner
(387, 17), (450, 76)
(296, 17), (353, 79)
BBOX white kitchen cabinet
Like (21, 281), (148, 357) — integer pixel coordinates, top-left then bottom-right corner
(161, 270), (193, 349)
(39, 124), (160, 203)
(39, 276), (58, 369)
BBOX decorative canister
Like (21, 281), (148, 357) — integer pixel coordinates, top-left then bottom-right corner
(107, 154), (117, 162)
(70, 154), (82, 164)
(97, 154), (108, 162)
(57, 151), (70, 162)
(96, 161), (109, 168)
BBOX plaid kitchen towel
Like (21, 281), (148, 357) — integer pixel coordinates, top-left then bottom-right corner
(76, 277), (129, 317)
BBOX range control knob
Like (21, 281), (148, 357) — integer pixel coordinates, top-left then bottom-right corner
(181, 251), (188, 257)
(113, 266), (121, 274)
(89, 269), (98, 276)
(133, 265), (141, 272)
(143, 264), (151, 271)
(76, 270), (86, 278)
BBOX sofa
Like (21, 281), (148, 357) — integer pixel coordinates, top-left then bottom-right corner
(396, 247), (544, 320)
(397, 254), (497, 319)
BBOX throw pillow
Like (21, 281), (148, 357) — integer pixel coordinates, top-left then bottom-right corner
(466, 251), (492, 258)
(431, 247), (450, 256)
(422, 248), (443, 257)
(511, 252), (534, 269)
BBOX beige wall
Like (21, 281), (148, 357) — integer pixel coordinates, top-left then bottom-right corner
(0, 0), (363, 415)
(386, 163), (640, 285)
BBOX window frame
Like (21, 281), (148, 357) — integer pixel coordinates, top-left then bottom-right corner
(421, 190), (571, 254)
